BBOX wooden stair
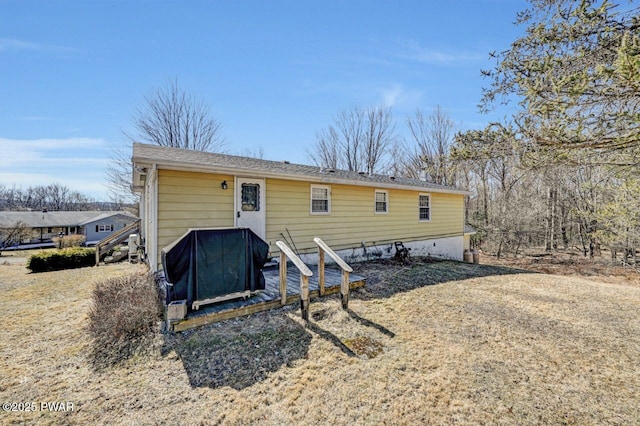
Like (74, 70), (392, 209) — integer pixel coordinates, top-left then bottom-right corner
(95, 219), (141, 266)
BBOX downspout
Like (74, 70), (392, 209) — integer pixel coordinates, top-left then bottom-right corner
(152, 163), (158, 272)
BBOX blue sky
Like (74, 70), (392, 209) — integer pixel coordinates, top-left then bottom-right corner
(1, 0), (525, 201)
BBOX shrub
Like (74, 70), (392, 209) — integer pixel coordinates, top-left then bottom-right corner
(52, 235), (86, 249)
(26, 247), (95, 273)
(88, 272), (163, 368)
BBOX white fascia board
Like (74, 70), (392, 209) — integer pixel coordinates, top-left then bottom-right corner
(132, 156), (472, 196)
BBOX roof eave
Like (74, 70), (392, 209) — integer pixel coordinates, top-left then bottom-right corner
(132, 155), (472, 196)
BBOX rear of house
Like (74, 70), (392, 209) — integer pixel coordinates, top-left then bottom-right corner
(132, 143), (471, 272)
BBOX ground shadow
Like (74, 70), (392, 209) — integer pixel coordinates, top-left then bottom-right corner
(164, 259), (530, 389)
(166, 309), (313, 390)
(306, 321), (357, 357)
(350, 257), (532, 301)
(345, 309), (395, 337)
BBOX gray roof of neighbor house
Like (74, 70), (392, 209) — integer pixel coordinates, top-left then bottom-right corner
(0, 211), (136, 228)
(132, 143), (472, 195)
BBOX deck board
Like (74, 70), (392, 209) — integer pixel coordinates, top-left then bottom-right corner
(171, 265), (365, 332)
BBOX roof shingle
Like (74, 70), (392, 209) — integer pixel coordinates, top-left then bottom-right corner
(132, 143), (470, 194)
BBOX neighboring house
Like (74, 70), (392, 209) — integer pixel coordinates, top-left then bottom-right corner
(133, 143), (474, 272)
(0, 210), (138, 246)
(79, 212), (139, 245)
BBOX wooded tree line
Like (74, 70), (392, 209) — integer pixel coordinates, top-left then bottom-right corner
(0, 183), (121, 211)
(307, 104), (639, 258)
(473, 0), (640, 257)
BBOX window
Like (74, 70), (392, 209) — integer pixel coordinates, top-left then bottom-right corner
(419, 194), (431, 221)
(241, 183), (260, 211)
(97, 224), (114, 232)
(375, 190), (388, 214)
(310, 185), (330, 214)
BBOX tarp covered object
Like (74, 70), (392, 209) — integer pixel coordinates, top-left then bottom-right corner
(161, 228), (269, 307)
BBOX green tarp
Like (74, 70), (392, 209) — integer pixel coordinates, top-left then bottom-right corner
(162, 228), (269, 307)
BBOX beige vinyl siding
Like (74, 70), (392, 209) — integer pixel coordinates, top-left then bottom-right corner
(154, 170), (464, 267)
(156, 169), (234, 266)
(265, 178), (463, 254)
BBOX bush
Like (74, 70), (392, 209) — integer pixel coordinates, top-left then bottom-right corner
(88, 272), (163, 368)
(26, 247), (95, 273)
(52, 235), (86, 249)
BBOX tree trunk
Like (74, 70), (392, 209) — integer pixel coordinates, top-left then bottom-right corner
(560, 199), (569, 249)
(545, 187), (556, 251)
(482, 171), (489, 227)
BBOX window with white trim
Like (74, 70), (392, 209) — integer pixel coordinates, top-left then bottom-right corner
(375, 190), (388, 214)
(97, 224), (114, 232)
(419, 194), (431, 221)
(310, 185), (330, 214)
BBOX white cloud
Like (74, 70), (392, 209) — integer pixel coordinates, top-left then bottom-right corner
(378, 84), (424, 108)
(0, 172), (111, 199)
(394, 38), (485, 66)
(0, 38), (76, 54)
(0, 137), (105, 150)
(0, 137), (107, 166)
(0, 137), (113, 200)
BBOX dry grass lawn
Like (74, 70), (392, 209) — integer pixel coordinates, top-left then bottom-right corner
(0, 251), (639, 425)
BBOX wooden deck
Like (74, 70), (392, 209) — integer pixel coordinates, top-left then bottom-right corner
(170, 265), (365, 332)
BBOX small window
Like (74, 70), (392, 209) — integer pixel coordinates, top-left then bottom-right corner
(310, 185), (330, 214)
(419, 194), (431, 221)
(241, 183), (260, 211)
(98, 224), (114, 232)
(375, 190), (388, 214)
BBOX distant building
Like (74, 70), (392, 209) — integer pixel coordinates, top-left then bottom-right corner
(0, 210), (138, 247)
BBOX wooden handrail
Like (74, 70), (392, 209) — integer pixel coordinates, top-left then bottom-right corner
(96, 219), (140, 247)
(313, 237), (353, 272)
(275, 240), (312, 322)
(275, 241), (312, 276)
(95, 219), (141, 266)
(314, 237), (352, 309)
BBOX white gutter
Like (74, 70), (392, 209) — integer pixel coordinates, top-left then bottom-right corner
(132, 156), (472, 196)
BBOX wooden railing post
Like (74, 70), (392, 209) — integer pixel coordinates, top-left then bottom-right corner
(279, 251), (287, 305)
(341, 270), (350, 309)
(300, 275), (309, 321)
(275, 241), (313, 323)
(318, 247), (325, 296)
(313, 237), (353, 310)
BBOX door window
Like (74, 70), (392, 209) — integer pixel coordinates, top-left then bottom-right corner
(241, 183), (260, 211)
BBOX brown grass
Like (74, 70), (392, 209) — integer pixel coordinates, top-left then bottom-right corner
(0, 254), (638, 425)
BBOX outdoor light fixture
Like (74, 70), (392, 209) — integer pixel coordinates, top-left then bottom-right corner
(221, 180), (228, 190)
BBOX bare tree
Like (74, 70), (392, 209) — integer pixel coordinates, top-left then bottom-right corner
(406, 106), (458, 185)
(0, 221), (30, 255)
(312, 128), (340, 170)
(107, 80), (226, 199)
(129, 80), (226, 152)
(309, 105), (396, 174)
(105, 144), (137, 203)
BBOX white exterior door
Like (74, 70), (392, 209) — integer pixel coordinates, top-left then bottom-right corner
(235, 177), (266, 240)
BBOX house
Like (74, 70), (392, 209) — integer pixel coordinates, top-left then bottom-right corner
(0, 210), (137, 247)
(132, 143), (473, 272)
